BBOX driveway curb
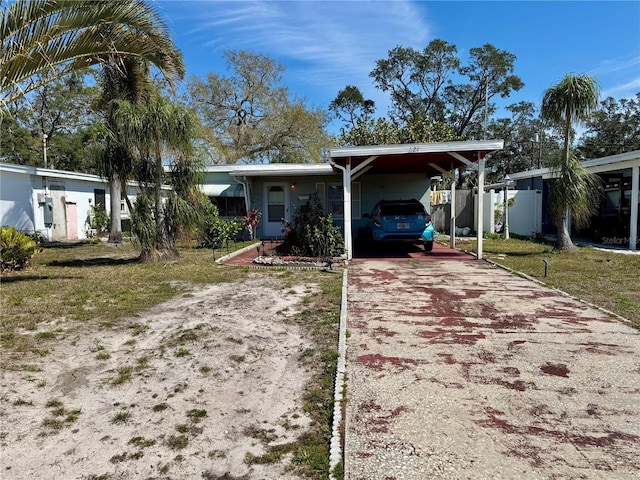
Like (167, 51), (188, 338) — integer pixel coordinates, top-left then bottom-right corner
(329, 268), (349, 478)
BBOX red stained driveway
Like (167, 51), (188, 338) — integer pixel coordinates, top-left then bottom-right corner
(344, 248), (640, 479)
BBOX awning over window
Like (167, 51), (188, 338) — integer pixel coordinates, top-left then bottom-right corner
(200, 183), (244, 197)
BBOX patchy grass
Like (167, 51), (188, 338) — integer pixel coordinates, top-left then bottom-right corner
(41, 400), (82, 434)
(459, 237), (640, 328)
(111, 410), (132, 425)
(0, 241), (247, 367)
(239, 269), (342, 479)
(165, 434), (189, 450)
(174, 348), (191, 358)
(111, 367), (132, 385)
(129, 436), (156, 448)
(0, 240), (343, 479)
(186, 409), (207, 423)
(95, 352), (111, 361)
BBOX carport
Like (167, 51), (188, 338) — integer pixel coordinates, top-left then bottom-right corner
(329, 140), (504, 260)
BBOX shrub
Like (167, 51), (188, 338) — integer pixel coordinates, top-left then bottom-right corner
(91, 204), (110, 234)
(244, 208), (262, 240)
(1, 226), (38, 272)
(278, 194), (344, 258)
(200, 202), (246, 249)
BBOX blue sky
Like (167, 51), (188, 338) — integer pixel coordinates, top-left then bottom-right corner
(157, 0), (640, 131)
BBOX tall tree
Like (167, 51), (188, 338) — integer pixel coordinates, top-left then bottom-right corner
(113, 92), (200, 262)
(577, 93), (640, 158)
(369, 40), (523, 138)
(444, 43), (523, 138)
(0, 72), (99, 170)
(541, 73), (601, 251)
(0, 110), (39, 165)
(484, 102), (554, 182)
(186, 50), (329, 164)
(338, 115), (458, 148)
(95, 59), (154, 244)
(370, 40), (459, 125)
(329, 85), (375, 130)
(2, 0), (186, 246)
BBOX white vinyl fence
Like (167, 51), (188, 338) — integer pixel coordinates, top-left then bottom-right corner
(474, 189), (543, 237)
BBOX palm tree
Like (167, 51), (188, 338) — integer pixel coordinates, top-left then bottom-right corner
(2, 0), (186, 245)
(1, 0), (184, 108)
(113, 92), (200, 262)
(541, 73), (601, 251)
(95, 59), (153, 244)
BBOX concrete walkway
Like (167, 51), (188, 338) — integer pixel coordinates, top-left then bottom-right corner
(344, 247), (640, 479)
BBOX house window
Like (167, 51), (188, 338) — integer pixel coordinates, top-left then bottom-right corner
(327, 185), (343, 217)
(210, 197), (246, 217)
(326, 182), (361, 220)
(94, 189), (106, 211)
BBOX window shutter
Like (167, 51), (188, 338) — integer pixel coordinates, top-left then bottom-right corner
(315, 182), (326, 210)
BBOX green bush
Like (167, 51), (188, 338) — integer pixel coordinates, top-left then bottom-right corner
(279, 194), (344, 258)
(199, 202), (246, 249)
(91, 204), (110, 234)
(1, 226), (38, 272)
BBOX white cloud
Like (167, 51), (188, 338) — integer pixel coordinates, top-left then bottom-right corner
(167, 0), (432, 111)
(588, 55), (640, 77)
(601, 78), (640, 99)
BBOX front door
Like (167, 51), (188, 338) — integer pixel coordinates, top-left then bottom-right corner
(65, 203), (78, 240)
(263, 183), (288, 238)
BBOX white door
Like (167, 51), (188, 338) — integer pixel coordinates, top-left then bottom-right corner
(263, 183), (289, 238)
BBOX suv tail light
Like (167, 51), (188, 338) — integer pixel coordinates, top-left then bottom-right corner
(373, 215), (381, 226)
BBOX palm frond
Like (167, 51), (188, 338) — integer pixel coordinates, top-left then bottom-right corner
(1, 0), (184, 107)
(548, 152), (601, 229)
(541, 73), (600, 126)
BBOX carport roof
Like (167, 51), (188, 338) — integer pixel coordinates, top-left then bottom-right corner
(330, 139), (504, 175)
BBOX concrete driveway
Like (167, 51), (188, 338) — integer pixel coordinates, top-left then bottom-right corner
(344, 247), (640, 479)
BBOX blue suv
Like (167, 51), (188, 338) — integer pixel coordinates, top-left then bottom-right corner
(363, 199), (428, 243)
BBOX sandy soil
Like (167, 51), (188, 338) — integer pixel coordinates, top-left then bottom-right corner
(1, 276), (320, 480)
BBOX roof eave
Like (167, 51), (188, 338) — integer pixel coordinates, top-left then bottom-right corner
(329, 139), (504, 159)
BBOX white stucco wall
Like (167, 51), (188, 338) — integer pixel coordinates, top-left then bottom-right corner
(1, 168), (35, 231)
(37, 176), (110, 240)
(1, 163), (138, 241)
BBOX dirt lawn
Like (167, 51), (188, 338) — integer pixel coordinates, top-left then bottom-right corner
(1, 276), (325, 479)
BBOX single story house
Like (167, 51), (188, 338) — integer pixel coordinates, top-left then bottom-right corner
(2, 139), (505, 259)
(204, 140), (504, 259)
(509, 150), (639, 251)
(0, 162), (138, 242)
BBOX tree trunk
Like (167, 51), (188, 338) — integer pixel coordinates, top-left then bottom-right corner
(108, 175), (123, 243)
(554, 206), (577, 252)
(138, 247), (179, 263)
(554, 113), (577, 252)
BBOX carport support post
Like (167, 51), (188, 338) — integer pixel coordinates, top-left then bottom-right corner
(476, 154), (485, 259)
(450, 168), (456, 249)
(344, 157), (353, 260)
(631, 164), (638, 251)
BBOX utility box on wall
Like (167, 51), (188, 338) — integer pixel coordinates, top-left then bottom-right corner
(43, 197), (53, 226)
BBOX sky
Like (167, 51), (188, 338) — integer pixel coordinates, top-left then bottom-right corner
(157, 0), (639, 133)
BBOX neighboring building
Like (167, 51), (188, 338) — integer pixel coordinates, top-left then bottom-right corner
(0, 163), (137, 241)
(509, 150), (639, 250)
